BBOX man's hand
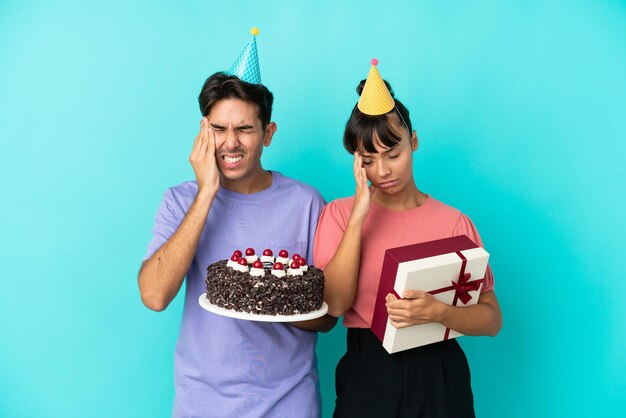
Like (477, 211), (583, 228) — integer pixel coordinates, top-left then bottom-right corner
(190, 117), (220, 198)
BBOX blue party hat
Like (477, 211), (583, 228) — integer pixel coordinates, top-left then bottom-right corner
(228, 27), (261, 84)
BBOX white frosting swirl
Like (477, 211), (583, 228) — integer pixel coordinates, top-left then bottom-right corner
(234, 263), (248, 273)
(226, 259), (239, 269)
(276, 256), (289, 265)
(261, 255), (275, 264)
(271, 268), (286, 278)
(249, 267), (265, 277)
(287, 267), (303, 277)
(246, 255), (258, 264)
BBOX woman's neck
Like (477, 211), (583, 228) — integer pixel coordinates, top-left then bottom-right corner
(372, 180), (427, 211)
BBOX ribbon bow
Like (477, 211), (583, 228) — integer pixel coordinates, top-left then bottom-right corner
(451, 272), (482, 305)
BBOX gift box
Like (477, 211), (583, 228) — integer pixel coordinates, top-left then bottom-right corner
(371, 235), (489, 354)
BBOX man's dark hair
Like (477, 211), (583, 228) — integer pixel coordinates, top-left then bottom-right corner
(198, 72), (274, 129)
(343, 79), (413, 154)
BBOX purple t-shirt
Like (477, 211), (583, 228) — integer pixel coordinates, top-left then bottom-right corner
(144, 171), (326, 418)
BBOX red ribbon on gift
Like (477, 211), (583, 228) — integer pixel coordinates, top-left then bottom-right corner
(427, 251), (484, 340)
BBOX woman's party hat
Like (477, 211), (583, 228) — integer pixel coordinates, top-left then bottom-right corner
(228, 27), (261, 84)
(357, 58), (395, 115)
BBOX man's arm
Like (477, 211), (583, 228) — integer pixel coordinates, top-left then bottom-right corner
(138, 118), (219, 311)
(289, 314), (338, 333)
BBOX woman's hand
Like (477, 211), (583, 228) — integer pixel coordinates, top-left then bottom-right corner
(385, 290), (447, 329)
(350, 153), (377, 225)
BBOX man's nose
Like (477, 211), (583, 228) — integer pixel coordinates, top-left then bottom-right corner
(224, 128), (240, 149)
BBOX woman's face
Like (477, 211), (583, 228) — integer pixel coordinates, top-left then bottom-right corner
(359, 124), (418, 196)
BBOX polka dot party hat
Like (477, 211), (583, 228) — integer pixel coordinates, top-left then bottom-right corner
(228, 27), (261, 84)
(357, 58), (395, 115)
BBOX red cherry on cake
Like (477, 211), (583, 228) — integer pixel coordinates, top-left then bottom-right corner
(273, 262), (284, 270)
(278, 249), (288, 258)
(298, 258), (307, 266)
(292, 253), (301, 261)
(238, 258), (248, 266)
(252, 260), (263, 269)
(263, 249), (273, 256)
(230, 254), (240, 262)
(290, 261), (300, 269)
(233, 250), (243, 258)
(245, 248), (255, 256)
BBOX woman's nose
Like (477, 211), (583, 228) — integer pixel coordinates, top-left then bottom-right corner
(377, 160), (391, 178)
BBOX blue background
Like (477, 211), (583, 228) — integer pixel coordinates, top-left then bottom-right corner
(1, 1), (625, 416)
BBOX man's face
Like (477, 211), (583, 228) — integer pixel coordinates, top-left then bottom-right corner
(207, 98), (275, 188)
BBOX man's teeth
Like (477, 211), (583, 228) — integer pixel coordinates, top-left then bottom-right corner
(223, 156), (243, 164)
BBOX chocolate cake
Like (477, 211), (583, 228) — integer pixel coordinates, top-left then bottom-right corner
(205, 248), (325, 316)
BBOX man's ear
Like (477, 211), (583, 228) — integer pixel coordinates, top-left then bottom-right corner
(411, 130), (418, 151)
(263, 122), (277, 147)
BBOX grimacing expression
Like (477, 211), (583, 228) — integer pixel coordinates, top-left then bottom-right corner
(208, 98), (275, 183)
(359, 126), (417, 195)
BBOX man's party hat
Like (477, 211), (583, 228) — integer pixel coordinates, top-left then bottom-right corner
(228, 27), (261, 84)
(357, 58), (395, 115)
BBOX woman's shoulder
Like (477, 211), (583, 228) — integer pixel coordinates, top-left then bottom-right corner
(425, 196), (463, 219)
(329, 196), (355, 208)
(318, 196), (355, 225)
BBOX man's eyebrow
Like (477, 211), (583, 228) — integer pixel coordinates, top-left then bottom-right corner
(236, 124), (254, 130)
(210, 123), (226, 129)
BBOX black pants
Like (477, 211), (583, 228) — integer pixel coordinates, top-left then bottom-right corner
(334, 328), (475, 418)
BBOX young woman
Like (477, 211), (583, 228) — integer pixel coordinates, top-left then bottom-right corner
(313, 64), (502, 417)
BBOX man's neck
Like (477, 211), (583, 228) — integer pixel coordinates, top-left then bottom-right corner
(219, 170), (273, 194)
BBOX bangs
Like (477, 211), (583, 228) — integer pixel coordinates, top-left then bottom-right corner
(343, 106), (404, 154)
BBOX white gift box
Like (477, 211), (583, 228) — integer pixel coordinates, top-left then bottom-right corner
(371, 235), (489, 354)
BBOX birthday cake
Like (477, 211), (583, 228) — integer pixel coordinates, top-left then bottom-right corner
(205, 248), (325, 316)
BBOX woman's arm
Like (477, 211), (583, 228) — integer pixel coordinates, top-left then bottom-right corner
(322, 154), (376, 317)
(385, 290), (502, 336)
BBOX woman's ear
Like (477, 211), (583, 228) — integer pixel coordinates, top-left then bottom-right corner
(411, 130), (418, 151)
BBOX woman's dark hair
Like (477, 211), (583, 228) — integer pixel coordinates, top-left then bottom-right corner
(198, 72), (274, 129)
(344, 79), (413, 154)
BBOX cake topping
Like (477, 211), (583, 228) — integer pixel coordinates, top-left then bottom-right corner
(261, 248), (275, 265)
(298, 257), (309, 272)
(245, 247), (258, 264)
(276, 249), (290, 265)
(226, 253), (241, 269)
(233, 250), (243, 258)
(289, 253), (302, 267)
(250, 260), (265, 277)
(271, 262), (286, 278)
(287, 260), (304, 276)
(234, 257), (249, 273)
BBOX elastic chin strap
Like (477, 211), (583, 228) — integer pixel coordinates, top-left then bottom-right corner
(394, 105), (411, 136)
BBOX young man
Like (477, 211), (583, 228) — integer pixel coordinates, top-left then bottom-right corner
(139, 46), (335, 415)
